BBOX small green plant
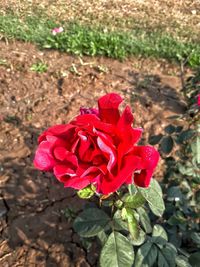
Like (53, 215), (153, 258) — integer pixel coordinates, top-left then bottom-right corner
(68, 63), (82, 76)
(30, 61), (48, 73)
(147, 68), (200, 267)
(0, 59), (8, 66)
(62, 207), (77, 222)
(95, 65), (109, 73)
(4, 115), (20, 125)
(0, 58), (11, 69)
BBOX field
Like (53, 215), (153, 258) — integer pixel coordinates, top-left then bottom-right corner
(0, 1), (199, 267)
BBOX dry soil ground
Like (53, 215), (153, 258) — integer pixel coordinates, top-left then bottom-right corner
(0, 39), (190, 266)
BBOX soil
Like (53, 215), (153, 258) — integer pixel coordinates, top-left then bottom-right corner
(0, 40), (190, 267)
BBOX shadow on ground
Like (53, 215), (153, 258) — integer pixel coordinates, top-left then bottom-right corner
(0, 40), (189, 267)
(125, 71), (186, 114)
(0, 120), (98, 267)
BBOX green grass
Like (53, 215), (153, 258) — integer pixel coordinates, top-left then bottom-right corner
(30, 61), (48, 73)
(0, 13), (200, 67)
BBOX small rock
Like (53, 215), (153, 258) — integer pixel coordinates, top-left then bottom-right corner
(191, 9), (197, 15)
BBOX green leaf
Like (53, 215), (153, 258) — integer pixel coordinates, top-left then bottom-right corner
(176, 126), (183, 133)
(113, 210), (128, 231)
(178, 163), (199, 177)
(176, 255), (192, 267)
(189, 252), (200, 267)
(137, 207), (152, 234)
(73, 208), (110, 237)
(152, 224), (168, 246)
(100, 232), (134, 267)
(167, 186), (183, 202)
(195, 190), (200, 204)
(115, 199), (123, 209)
(143, 244), (158, 267)
(157, 244), (176, 267)
(97, 231), (108, 246)
(191, 232), (200, 247)
(138, 179), (165, 216)
(167, 226), (181, 248)
(196, 135), (200, 164)
(130, 228), (146, 246)
(77, 184), (95, 199)
(160, 136), (174, 154)
(164, 125), (176, 134)
(128, 184), (137, 195)
(191, 136), (200, 164)
(177, 129), (195, 144)
(167, 213), (187, 226)
(124, 192), (146, 209)
(152, 224), (168, 240)
(134, 241), (153, 267)
(101, 199), (113, 207)
(149, 134), (163, 145)
(79, 237), (93, 251)
(158, 251), (173, 267)
(125, 208), (139, 239)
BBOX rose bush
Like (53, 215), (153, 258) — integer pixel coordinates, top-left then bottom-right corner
(34, 93), (159, 194)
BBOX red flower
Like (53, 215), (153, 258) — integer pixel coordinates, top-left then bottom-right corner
(34, 93), (159, 194)
(198, 94), (200, 107)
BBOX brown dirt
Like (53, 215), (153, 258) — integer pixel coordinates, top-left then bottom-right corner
(0, 40), (190, 266)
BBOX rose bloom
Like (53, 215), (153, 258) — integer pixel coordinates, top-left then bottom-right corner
(34, 93), (159, 195)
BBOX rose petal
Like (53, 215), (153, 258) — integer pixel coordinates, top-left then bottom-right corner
(73, 114), (115, 134)
(54, 165), (76, 179)
(117, 105), (134, 128)
(99, 155), (140, 194)
(38, 124), (75, 143)
(63, 176), (91, 190)
(65, 152), (78, 168)
(133, 146), (160, 169)
(81, 166), (106, 178)
(98, 93), (123, 124)
(53, 147), (78, 168)
(124, 174), (133, 184)
(54, 164), (92, 189)
(132, 146), (159, 187)
(34, 141), (55, 171)
(97, 136), (117, 172)
(77, 131), (91, 158)
(54, 146), (68, 161)
(130, 128), (143, 145)
(117, 128), (143, 167)
(134, 169), (153, 187)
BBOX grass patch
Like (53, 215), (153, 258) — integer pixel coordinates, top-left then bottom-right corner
(0, 13), (200, 67)
(30, 61), (48, 73)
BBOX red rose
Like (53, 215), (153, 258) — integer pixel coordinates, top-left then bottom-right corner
(34, 93), (159, 195)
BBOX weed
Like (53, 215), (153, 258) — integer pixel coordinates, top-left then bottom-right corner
(62, 207), (77, 221)
(0, 58), (10, 68)
(69, 64), (82, 76)
(0, 59), (7, 65)
(30, 61), (48, 73)
(4, 115), (20, 125)
(95, 65), (109, 73)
